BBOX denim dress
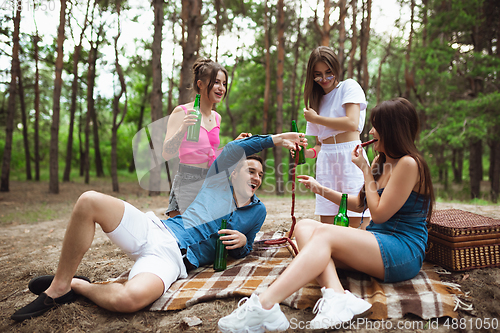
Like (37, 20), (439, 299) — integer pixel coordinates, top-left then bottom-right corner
(366, 188), (429, 283)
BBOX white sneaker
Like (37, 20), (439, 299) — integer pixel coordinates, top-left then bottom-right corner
(310, 288), (372, 329)
(218, 293), (289, 333)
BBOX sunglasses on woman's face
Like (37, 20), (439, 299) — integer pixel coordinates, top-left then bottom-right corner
(314, 75), (334, 83)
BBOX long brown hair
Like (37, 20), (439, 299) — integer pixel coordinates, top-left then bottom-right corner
(359, 98), (435, 221)
(192, 58), (228, 100)
(303, 46), (340, 111)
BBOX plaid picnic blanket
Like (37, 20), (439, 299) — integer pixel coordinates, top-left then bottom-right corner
(145, 231), (462, 319)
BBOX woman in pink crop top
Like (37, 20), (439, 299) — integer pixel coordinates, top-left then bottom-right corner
(162, 58), (228, 217)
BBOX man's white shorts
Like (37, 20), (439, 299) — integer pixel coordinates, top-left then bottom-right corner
(106, 201), (187, 293)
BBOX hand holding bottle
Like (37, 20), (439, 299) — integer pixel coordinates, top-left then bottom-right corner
(180, 111), (200, 132)
(218, 229), (247, 250)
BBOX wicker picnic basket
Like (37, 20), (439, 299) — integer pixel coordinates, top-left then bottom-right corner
(425, 209), (500, 271)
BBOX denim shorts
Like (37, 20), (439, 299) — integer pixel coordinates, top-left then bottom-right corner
(370, 231), (425, 283)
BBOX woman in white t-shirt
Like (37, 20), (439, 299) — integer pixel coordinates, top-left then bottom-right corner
(302, 46), (369, 227)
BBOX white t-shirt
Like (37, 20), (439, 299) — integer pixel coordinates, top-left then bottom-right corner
(305, 79), (367, 142)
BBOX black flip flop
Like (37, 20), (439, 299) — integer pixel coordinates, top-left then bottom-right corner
(28, 275), (91, 295)
(11, 290), (76, 321)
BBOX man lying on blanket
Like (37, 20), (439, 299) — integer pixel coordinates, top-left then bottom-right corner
(11, 133), (306, 321)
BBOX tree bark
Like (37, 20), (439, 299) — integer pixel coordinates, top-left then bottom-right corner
(215, 0), (221, 62)
(1, 6), (21, 192)
(49, 0), (67, 194)
(84, 39), (96, 184)
(63, 2), (90, 182)
(275, 0), (285, 195)
(225, 58), (239, 139)
(469, 139), (483, 199)
(91, 95), (104, 177)
(149, 0), (164, 196)
(111, 8), (128, 193)
(338, 0), (347, 79)
(178, 0), (202, 105)
(376, 39), (391, 105)
(17, 63), (32, 180)
(129, 82), (149, 173)
(451, 148), (463, 184)
(312, 0), (332, 46)
(403, 0), (415, 100)
(289, 2), (302, 170)
(347, 0), (358, 79)
(33, 34), (41, 181)
(489, 130), (500, 202)
(359, 0), (371, 91)
(262, 0), (271, 164)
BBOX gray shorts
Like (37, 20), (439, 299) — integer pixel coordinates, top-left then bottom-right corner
(166, 164), (209, 215)
(106, 201), (188, 293)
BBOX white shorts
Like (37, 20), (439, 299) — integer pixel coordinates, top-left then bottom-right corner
(315, 141), (370, 217)
(106, 201), (188, 293)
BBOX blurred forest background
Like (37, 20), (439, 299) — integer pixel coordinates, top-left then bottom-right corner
(0, 0), (499, 203)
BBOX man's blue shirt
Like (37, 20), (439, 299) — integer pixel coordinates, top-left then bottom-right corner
(161, 135), (275, 268)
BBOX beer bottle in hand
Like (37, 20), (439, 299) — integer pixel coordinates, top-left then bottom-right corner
(334, 194), (349, 227)
(186, 94), (202, 142)
(214, 219), (228, 271)
(291, 120), (306, 165)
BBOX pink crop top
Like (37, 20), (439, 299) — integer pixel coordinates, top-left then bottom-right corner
(178, 105), (221, 167)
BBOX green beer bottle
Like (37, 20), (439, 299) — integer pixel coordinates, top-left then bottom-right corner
(291, 120), (306, 165)
(214, 219), (228, 271)
(186, 94), (202, 142)
(334, 194), (349, 227)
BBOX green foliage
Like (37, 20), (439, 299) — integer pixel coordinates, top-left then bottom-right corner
(2, 0), (499, 203)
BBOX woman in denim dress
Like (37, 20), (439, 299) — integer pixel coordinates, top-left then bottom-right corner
(218, 97), (435, 333)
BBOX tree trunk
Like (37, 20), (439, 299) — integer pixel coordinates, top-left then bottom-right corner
(275, 0), (285, 195)
(489, 131), (500, 202)
(347, 0), (358, 79)
(129, 82), (149, 173)
(313, 0), (331, 46)
(17, 63), (32, 180)
(215, 0), (221, 62)
(84, 43), (95, 184)
(262, 0), (271, 164)
(167, 14), (176, 116)
(63, 2), (89, 182)
(149, 0), (164, 196)
(360, 0), (371, 91)
(469, 139), (483, 199)
(376, 39), (391, 105)
(225, 58), (239, 139)
(289, 3), (302, 170)
(111, 8), (128, 193)
(451, 148), (463, 184)
(33, 34), (41, 181)
(79, 101), (84, 177)
(403, 0), (415, 99)
(338, 0), (347, 79)
(178, 0), (202, 105)
(1, 6), (21, 192)
(63, 44), (82, 182)
(49, 0), (67, 194)
(91, 96), (104, 177)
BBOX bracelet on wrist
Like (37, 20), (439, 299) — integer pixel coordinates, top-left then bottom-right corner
(310, 148), (317, 159)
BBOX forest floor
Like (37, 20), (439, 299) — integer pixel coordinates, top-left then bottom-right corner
(0, 180), (499, 332)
